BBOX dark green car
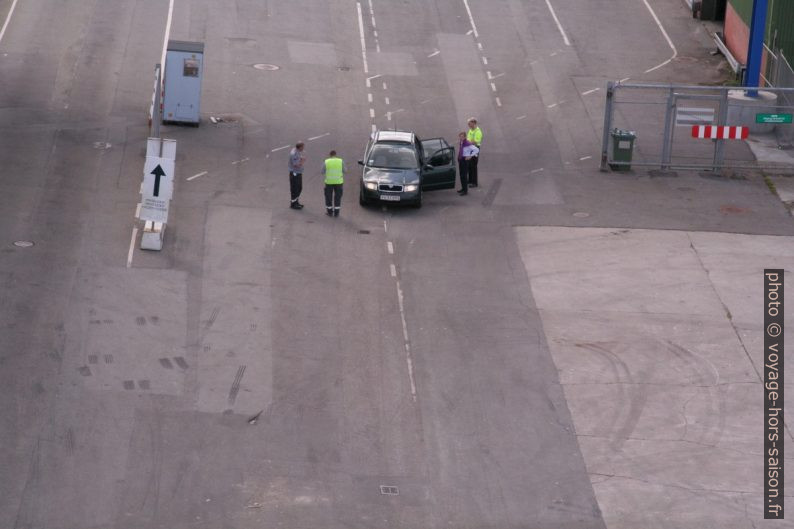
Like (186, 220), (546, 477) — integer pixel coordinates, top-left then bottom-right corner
(358, 130), (456, 208)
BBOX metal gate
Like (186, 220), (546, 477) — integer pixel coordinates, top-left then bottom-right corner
(600, 82), (794, 172)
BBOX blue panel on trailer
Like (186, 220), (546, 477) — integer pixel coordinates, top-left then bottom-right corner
(163, 41), (204, 124)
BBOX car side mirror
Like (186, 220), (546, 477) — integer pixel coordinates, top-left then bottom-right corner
(358, 160), (364, 166)
(423, 164), (433, 171)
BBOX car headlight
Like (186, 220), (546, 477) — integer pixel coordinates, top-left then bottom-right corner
(364, 182), (378, 190)
(404, 184), (418, 192)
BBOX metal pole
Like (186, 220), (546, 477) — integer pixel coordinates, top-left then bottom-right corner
(600, 81), (615, 172)
(713, 89), (729, 173)
(745, 0), (769, 97)
(660, 87), (675, 170)
(153, 64), (162, 139)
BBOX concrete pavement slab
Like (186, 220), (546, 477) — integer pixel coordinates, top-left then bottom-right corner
(516, 226), (794, 528)
(197, 205), (272, 415)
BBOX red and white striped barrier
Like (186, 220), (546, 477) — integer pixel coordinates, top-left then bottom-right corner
(691, 125), (749, 140)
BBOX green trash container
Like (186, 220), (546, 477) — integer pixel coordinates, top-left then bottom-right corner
(609, 129), (636, 171)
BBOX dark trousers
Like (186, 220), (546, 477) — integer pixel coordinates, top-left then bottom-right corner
(458, 158), (469, 192)
(469, 154), (479, 186)
(324, 184), (343, 211)
(289, 172), (303, 202)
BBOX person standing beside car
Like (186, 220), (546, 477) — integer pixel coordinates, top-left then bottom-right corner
(457, 132), (474, 196)
(466, 118), (482, 187)
(323, 150), (345, 217)
(288, 142), (306, 209)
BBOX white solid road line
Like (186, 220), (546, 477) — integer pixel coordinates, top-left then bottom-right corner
(356, 3), (369, 74)
(641, 0), (677, 74)
(462, 0), (479, 38)
(127, 227), (138, 268)
(0, 0), (20, 44)
(187, 171), (208, 181)
(127, 0), (173, 268)
(544, 0), (571, 46)
(160, 0), (175, 74)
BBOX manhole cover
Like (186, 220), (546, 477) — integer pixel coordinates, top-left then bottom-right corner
(252, 63), (279, 71)
(719, 205), (750, 214)
(13, 240), (34, 247)
(572, 212), (590, 218)
(380, 485), (399, 495)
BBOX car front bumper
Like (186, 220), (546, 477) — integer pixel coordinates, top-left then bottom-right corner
(361, 185), (420, 204)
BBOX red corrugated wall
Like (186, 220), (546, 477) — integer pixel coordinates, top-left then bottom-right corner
(725, 2), (750, 64)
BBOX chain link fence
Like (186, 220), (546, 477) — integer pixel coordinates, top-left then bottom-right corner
(600, 82), (794, 173)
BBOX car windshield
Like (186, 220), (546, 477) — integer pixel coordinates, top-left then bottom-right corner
(367, 143), (418, 169)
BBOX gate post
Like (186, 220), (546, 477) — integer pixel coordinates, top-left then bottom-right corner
(713, 89), (729, 173)
(660, 87), (675, 170)
(600, 81), (615, 172)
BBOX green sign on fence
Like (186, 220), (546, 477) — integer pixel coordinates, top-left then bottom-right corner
(756, 113), (793, 124)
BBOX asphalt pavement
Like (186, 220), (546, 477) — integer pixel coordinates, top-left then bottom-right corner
(0, 0), (792, 528)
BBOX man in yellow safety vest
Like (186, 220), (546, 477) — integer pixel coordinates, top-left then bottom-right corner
(323, 150), (345, 217)
(466, 117), (483, 187)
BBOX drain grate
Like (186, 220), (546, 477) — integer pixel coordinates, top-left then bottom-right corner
(380, 485), (399, 496)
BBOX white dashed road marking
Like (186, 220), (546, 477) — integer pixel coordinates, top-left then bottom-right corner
(582, 88), (600, 96)
(308, 132), (330, 141)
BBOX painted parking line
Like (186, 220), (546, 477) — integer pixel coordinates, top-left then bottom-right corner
(187, 171), (208, 181)
(127, 227), (138, 268)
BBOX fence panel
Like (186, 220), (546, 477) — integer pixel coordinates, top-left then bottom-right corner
(602, 82), (794, 172)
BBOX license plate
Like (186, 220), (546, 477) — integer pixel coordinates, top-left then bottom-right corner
(380, 194), (401, 202)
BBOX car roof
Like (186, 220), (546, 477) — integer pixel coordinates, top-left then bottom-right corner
(375, 130), (414, 143)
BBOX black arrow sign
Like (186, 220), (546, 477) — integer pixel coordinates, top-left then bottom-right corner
(150, 164), (166, 197)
